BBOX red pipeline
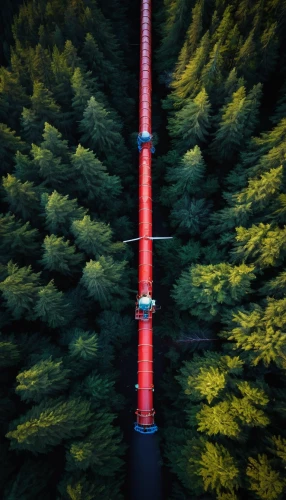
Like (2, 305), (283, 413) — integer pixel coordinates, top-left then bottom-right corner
(135, 0), (156, 431)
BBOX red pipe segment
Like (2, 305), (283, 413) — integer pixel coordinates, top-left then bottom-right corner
(136, 0), (155, 427)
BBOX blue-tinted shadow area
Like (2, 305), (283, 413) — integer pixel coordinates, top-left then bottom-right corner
(129, 430), (162, 500)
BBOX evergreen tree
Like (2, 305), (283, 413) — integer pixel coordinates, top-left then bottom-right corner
(0, 261), (41, 320)
(65, 412), (124, 473)
(21, 82), (60, 143)
(16, 357), (70, 402)
(0, 334), (20, 368)
(171, 31), (210, 102)
(13, 151), (39, 183)
(0, 123), (25, 172)
(71, 67), (92, 119)
(168, 88), (211, 152)
(174, 0), (204, 79)
(79, 96), (122, 153)
(71, 216), (113, 258)
(80, 256), (128, 309)
(70, 145), (122, 206)
(2, 174), (40, 221)
(171, 196), (212, 235)
(31, 144), (71, 188)
(7, 397), (93, 453)
(232, 224), (286, 267)
(0, 67), (28, 130)
(173, 262), (255, 320)
(156, 0), (194, 73)
(34, 280), (73, 328)
(68, 329), (98, 363)
(210, 84), (262, 160)
(41, 122), (69, 161)
(246, 455), (285, 500)
(40, 234), (84, 275)
(0, 213), (39, 262)
(156, 1), (286, 498)
(164, 146), (207, 203)
(42, 191), (87, 236)
(225, 299), (286, 368)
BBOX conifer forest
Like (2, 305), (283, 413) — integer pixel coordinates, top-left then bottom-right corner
(0, 0), (286, 499)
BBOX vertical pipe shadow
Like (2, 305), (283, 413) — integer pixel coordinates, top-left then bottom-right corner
(129, 431), (162, 500)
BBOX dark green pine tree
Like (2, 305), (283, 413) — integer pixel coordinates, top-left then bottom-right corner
(79, 96), (122, 154)
(40, 234), (84, 275)
(0, 261), (41, 320)
(6, 397), (93, 453)
(80, 256), (128, 310)
(41, 191), (87, 236)
(0, 213), (39, 263)
(34, 280), (73, 328)
(0, 124), (25, 173)
(21, 82), (61, 144)
(70, 145), (122, 208)
(210, 84), (262, 160)
(2, 174), (40, 221)
(71, 215), (113, 258)
(15, 357), (71, 402)
(168, 88), (212, 153)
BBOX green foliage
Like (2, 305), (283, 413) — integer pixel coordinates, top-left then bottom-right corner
(0, 0), (133, 496)
(0, 213), (39, 262)
(246, 455), (285, 500)
(70, 145), (121, 206)
(0, 261), (41, 320)
(80, 256), (127, 308)
(7, 397), (93, 453)
(232, 224), (286, 267)
(41, 122), (69, 160)
(71, 216), (113, 258)
(3, 459), (52, 500)
(34, 280), (72, 328)
(0, 123), (25, 172)
(40, 234), (84, 275)
(224, 300), (286, 367)
(0, 334), (20, 367)
(211, 84), (262, 159)
(31, 143), (71, 188)
(171, 31), (210, 101)
(171, 196), (211, 234)
(68, 329), (98, 362)
(2, 174), (40, 221)
(79, 96), (122, 153)
(173, 263), (255, 319)
(167, 146), (206, 197)
(158, 1), (286, 498)
(168, 89), (211, 152)
(195, 441), (240, 495)
(42, 191), (87, 236)
(156, 0), (194, 73)
(16, 357), (70, 402)
(71, 67), (92, 118)
(21, 82), (60, 143)
(66, 412), (124, 472)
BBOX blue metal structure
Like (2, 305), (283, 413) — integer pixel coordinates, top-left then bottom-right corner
(134, 423), (158, 434)
(137, 131), (155, 153)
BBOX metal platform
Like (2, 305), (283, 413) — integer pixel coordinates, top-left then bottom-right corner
(134, 423), (158, 434)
